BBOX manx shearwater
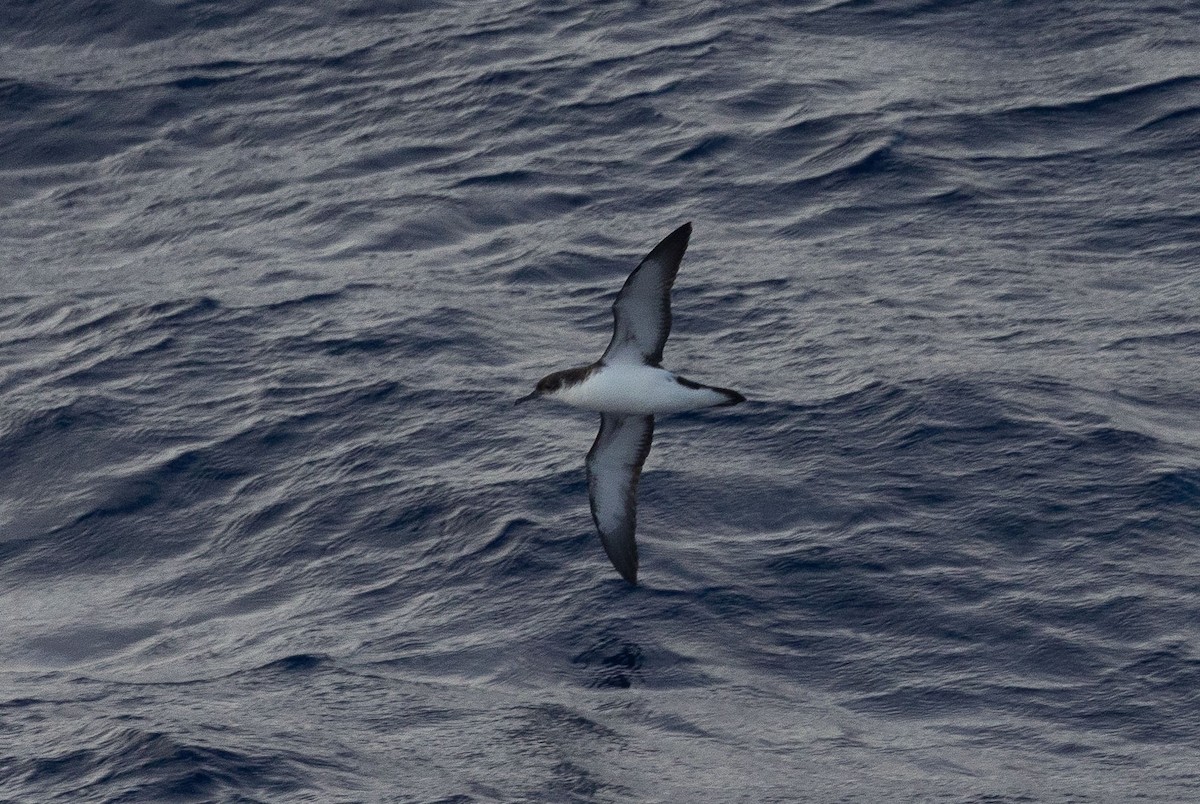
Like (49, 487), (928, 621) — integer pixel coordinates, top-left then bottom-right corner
(517, 222), (744, 584)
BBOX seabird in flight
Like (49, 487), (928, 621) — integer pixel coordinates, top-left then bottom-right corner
(517, 223), (744, 584)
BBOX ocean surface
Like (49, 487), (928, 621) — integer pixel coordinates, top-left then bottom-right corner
(2, 2), (1199, 802)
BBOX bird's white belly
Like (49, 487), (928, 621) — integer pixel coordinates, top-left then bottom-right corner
(559, 364), (722, 414)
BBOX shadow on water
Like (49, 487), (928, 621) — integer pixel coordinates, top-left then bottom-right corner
(571, 636), (645, 689)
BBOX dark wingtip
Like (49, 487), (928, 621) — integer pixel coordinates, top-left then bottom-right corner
(650, 222), (692, 261)
(607, 552), (639, 584)
(603, 545), (639, 585)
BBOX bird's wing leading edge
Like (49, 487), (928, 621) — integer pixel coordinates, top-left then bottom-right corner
(585, 413), (655, 584)
(600, 222), (691, 366)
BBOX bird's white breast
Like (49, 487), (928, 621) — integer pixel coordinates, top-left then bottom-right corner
(557, 364), (725, 415)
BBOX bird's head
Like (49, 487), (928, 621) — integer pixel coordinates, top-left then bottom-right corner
(515, 367), (587, 405)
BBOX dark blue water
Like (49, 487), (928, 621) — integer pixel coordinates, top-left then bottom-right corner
(3, 2), (1199, 801)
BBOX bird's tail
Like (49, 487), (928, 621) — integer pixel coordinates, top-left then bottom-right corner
(711, 386), (746, 407)
(675, 375), (746, 407)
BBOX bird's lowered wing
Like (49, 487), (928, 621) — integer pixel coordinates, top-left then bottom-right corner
(585, 413), (655, 583)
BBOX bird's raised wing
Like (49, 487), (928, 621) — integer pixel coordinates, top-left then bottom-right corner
(585, 413), (655, 584)
(600, 222), (691, 366)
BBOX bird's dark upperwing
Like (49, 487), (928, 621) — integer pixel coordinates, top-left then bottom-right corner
(585, 413), (655, 584)
(600, 222), (691, 366)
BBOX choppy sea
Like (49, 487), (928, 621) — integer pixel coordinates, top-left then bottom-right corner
(3, 2), (1199, 802)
